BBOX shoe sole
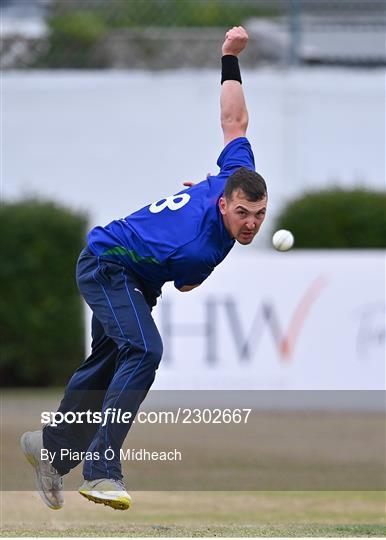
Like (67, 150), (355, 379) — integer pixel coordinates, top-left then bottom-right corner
(20, 432), (63, 510)
(79, 489), (131, 510)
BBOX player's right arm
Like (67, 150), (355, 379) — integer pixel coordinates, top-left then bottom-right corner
(182, 28), (250, 187)
(220, 26), (249, 146)
(179, 284), (200, 292)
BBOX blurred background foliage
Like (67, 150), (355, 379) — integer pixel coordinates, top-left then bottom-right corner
(37, 0), (280, 68)
(274, 188), (386, 248)
(4, 0), (384, 69)
(48, 0), (278, 30)
(0, 200), (88, 386)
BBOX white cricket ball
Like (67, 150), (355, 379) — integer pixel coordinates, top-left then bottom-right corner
(272, 229), (294, 251)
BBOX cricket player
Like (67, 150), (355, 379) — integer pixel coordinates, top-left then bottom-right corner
(21, 26), (267, 511)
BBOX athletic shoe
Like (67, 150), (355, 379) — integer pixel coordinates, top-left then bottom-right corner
(20, 430), (64, 510)
(79, 478), (132, 510)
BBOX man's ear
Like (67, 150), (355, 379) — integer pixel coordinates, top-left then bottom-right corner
(219, 196), (227, 215)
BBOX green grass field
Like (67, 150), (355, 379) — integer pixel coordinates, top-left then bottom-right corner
(1, 490), (385, 537)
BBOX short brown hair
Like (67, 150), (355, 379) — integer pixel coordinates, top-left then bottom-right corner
(224, 167), (267, 201)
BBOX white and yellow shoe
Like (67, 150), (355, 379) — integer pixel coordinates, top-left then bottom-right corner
(20, 430), (64, 510)
(79, 478), (132, 510)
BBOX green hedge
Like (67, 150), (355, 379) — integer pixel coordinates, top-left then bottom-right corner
(0, 200), (88, 386)
(274, 188), (386, 248)
(36, 0), (280, 67)
(39, 10), (108, 69)
(51, 0), (278, 29)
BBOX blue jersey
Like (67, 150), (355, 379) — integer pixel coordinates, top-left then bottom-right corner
(88, 137), (255, 296)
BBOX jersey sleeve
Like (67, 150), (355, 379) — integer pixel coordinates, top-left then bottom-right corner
(216, 137), (255, 174)
(173, 260), (214, 290)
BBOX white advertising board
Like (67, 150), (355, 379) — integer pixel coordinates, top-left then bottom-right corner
(148, 251), (385, 391)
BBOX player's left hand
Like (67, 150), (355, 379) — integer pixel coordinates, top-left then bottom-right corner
(182, 173), (211, 188)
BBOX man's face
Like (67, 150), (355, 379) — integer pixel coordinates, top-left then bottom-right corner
(219, 189), (267, 245)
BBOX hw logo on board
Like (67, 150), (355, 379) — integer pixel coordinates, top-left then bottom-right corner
(160, 277), (327, 364)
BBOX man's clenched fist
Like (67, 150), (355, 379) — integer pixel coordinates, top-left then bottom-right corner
(222, 26), (248, 57)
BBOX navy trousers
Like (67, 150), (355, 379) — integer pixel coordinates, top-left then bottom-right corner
(43, 248), (163, 480)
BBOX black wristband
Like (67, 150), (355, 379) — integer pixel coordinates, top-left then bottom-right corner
(221, 55), (242, 85)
